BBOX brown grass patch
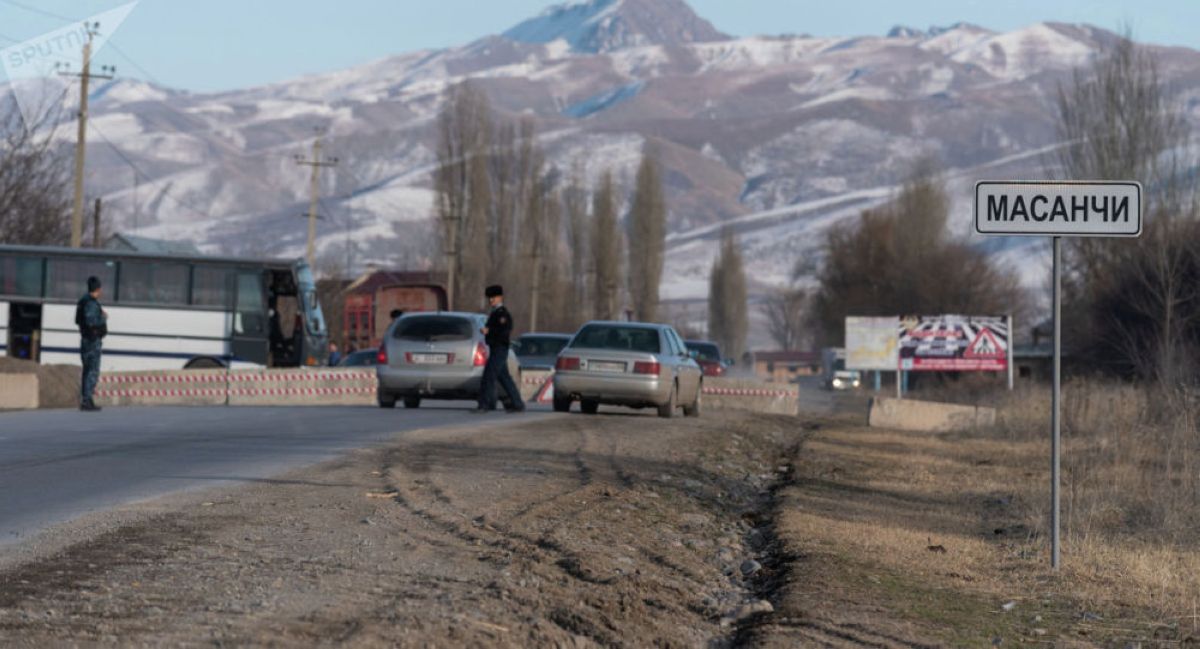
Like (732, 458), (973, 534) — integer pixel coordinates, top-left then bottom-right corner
(766, 407), (1200, 646)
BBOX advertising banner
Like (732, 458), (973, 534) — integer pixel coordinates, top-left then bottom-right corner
(899, 315), (1009, 372)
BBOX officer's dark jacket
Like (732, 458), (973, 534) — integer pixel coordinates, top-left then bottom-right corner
(75, 295), (108, 341)
(485, 304), (513, 347)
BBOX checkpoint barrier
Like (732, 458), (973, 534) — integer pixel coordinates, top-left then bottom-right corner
(526, 373), (799, 415)
(0, 373), (39, 410)
(93, 368), (801, 415)
(95, 369), (377, 408)
(868, 396), (996, 433)
(701, 377), (799, 416)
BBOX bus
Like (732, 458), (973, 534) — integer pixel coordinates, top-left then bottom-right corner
(0, 244), (329, 371)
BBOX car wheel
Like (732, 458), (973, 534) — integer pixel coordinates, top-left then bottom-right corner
(553, 394), (572, 413)
(403, 396), (421, 409)
(377, 392), (397, 409)
(683, 382), (701, 418)
(657, 382), (678, 419)
(581, 399), (600, 415)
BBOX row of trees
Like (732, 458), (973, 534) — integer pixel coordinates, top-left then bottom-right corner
(433, 82), (668, 334)
(806, 30), (1200, 388)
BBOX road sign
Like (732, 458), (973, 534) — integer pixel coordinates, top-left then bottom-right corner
(845, 316), (898, 371)
(975, 178), (1143, 572)
(898, 315), (1009, 372)
(975, 181), (1142, 237)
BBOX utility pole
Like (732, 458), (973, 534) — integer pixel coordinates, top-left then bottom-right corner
(92, 197), (102, 248)
(293, 132), (338, 267)
(443, 215), (459, 310)
(58, 22), (115, 248)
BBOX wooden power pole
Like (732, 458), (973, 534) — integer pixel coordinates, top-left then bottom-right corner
(294, 133), (338, 267)
(59, 22), (114, 248)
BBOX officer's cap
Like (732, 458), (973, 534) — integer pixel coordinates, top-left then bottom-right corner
(485, 285), (504, 298)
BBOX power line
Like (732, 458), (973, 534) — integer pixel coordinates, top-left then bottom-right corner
(88, 118), (214, 221)
(0, 31), (20, 44)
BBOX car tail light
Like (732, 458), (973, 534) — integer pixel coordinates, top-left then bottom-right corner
(556, 356), (580, 371)
(376, 346), (388, 365)
(473, 342), (488, 367)
(633, 361), (660, 375)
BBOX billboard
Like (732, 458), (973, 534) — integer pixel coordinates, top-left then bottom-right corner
(899, 315), (1009, 372)
(845, 316), (899, 371)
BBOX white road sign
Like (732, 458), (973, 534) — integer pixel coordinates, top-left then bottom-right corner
(975, 181), (1142, 237)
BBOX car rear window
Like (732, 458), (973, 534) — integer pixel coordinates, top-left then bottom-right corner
(569, 325), (661, 354)
(518, 336), (569, 357)
(394, 316), (474, 341)
(686, 342), (721, 362)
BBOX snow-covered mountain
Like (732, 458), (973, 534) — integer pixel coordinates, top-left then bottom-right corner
(8, 0), (1200, 331)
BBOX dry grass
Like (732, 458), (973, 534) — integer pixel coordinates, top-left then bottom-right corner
(772, 406), (1200, 645)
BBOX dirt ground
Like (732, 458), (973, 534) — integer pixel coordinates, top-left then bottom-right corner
(0, 411), (806, 647)
(3, 405), (1192, 647)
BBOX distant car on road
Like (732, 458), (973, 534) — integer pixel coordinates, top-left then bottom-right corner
(376, 312), (520, 409)
(684, 340), (726, 377)
(515, 333), (572, 371)
(336, 349), (379, 367)
(553, 321), (702, 418)
(826, 369), (862, 391)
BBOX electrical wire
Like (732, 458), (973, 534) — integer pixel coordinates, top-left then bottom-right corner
(88, 118), (214, 220)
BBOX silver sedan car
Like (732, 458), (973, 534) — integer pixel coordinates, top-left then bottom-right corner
(376, 312), (520, 409)
(552, 321), (703, 418)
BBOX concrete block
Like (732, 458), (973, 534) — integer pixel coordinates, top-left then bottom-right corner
(0, 373), (38, 409)
(868, 397), (996, 433)
(94, 369), (228, 407)
(226, 369), (375, 407)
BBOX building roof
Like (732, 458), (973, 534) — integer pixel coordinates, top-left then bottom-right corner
(106, 233), (202, 256)
(343, 269), (446, 296)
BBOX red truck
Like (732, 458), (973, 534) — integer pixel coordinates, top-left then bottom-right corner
(342, 270), (447, 352)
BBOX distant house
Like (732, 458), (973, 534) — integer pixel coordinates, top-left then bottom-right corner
(745, 350), (821, 383)
(105, 233), (202, 256)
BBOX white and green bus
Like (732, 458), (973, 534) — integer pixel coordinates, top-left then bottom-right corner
(0, 244), (329, 370)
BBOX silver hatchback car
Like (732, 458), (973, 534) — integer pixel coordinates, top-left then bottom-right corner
(552, 321), (703, 418)
(376, 312), (520, 409)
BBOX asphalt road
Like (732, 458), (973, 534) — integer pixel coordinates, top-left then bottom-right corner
(0, 404), (544, 546)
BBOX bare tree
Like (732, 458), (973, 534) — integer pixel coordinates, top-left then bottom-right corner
(810, 162), (1021, 346)
(761, 287), (807, 350)
(0, 99), (71, 245)
(707, 227), (748, 360)
(592, 170), (622, 320)
(564, 164), (591, 325)
(1051, 30), (1200, 383)
(434, 82), (491, 310)
(626, 150), (666, 322)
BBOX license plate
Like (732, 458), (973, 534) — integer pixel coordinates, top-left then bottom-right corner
(589, 361), (626, 373)
(411, 353), (448, 365)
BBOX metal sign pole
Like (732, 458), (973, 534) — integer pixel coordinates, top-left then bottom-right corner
(1051, 236), (1062, 570)
(1007, 314), (1014, 391)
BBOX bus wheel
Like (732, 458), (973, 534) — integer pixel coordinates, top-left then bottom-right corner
(378, 393), (397, 409)
(403, 396), (421, 409)
(185, 357), (225, 369)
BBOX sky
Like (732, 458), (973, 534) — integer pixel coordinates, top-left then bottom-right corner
(0, 0), (1195, 93)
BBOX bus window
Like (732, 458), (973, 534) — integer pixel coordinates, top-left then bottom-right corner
(46, 258), (115, 300)
(119, 262), (189, 305)
(192, 266), (233, 307)
(0, 256), (43, 297)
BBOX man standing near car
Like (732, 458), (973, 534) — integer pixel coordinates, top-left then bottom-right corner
(75, 276), (108, 412)
(473, 285), (525, 414)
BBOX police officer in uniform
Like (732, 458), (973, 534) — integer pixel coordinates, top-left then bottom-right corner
(473, 285), (525, 414)
(75, 276), (108, 412)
